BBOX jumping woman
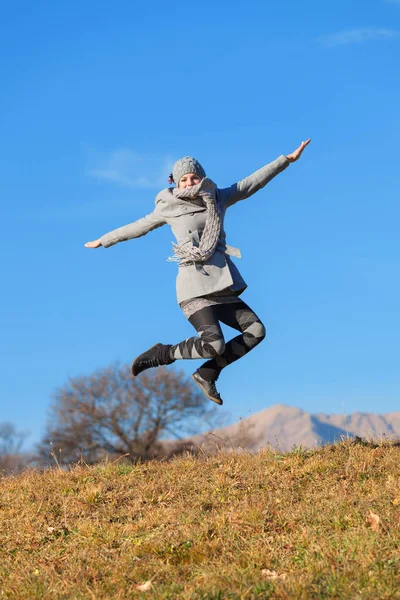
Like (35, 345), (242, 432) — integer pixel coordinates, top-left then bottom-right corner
(85, 139), (311, 405)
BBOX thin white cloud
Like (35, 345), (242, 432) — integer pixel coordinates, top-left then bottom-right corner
(85, 147), (174, 189)
(318, 27), (399, 46)
(55, 196), (146, 219)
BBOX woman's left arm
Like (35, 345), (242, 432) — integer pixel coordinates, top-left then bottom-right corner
(222, 139), (311, 208)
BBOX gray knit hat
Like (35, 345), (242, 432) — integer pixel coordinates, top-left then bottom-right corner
(171, 156), (206, 185)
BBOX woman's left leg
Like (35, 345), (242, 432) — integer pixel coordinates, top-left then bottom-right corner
(195, 300), (266, 383)
(131, 300), (265, 405)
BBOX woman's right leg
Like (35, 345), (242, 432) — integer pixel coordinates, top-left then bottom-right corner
(131, 306), (226, 381)
(169, 306), (226, 360)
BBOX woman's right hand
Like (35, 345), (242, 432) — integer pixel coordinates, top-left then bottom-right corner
(84, 238), (102, 248)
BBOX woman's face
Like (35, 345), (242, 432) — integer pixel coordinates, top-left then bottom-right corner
(178, 172), (202, 188)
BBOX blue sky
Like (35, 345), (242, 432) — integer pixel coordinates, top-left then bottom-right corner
(1, 0), (399, 450)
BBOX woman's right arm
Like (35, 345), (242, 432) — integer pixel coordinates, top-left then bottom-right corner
(84, 209), (166, 249)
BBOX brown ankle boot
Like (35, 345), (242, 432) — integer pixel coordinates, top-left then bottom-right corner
(131, 343), (175, 377)
(192, 371), (223, 405)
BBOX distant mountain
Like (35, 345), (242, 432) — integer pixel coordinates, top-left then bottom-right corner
(184, 404), (400, 452)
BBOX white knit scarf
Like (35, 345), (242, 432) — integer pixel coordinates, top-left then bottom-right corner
(171, 177), (221, 265)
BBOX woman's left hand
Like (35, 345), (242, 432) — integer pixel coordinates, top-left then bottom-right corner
(286, 139), (311, 162)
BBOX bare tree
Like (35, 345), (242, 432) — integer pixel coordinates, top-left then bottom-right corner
(0, 422), (26, 455)
(38, 364), (221, 464)
(0, 422), (29, 473)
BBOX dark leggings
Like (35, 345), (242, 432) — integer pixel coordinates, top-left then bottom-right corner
(170, 301), (266, 381)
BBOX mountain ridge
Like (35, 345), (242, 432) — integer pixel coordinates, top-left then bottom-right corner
(184, 404), (400, 452)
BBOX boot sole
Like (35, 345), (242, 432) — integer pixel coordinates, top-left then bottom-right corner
(192, 373), (223, 405)
(131, 344), (161, 377)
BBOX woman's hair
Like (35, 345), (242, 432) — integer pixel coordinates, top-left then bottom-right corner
(168, 173), (174, 184)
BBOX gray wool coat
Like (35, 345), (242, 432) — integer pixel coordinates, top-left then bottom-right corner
(100, 155), (290, 304)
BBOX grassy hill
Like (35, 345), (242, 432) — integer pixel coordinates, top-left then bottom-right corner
(0, 439), (399, 599)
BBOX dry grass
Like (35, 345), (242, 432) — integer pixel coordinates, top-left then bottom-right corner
(0, 439), (399, 599)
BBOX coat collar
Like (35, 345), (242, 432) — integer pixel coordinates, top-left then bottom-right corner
(155, 187), (207, 218)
